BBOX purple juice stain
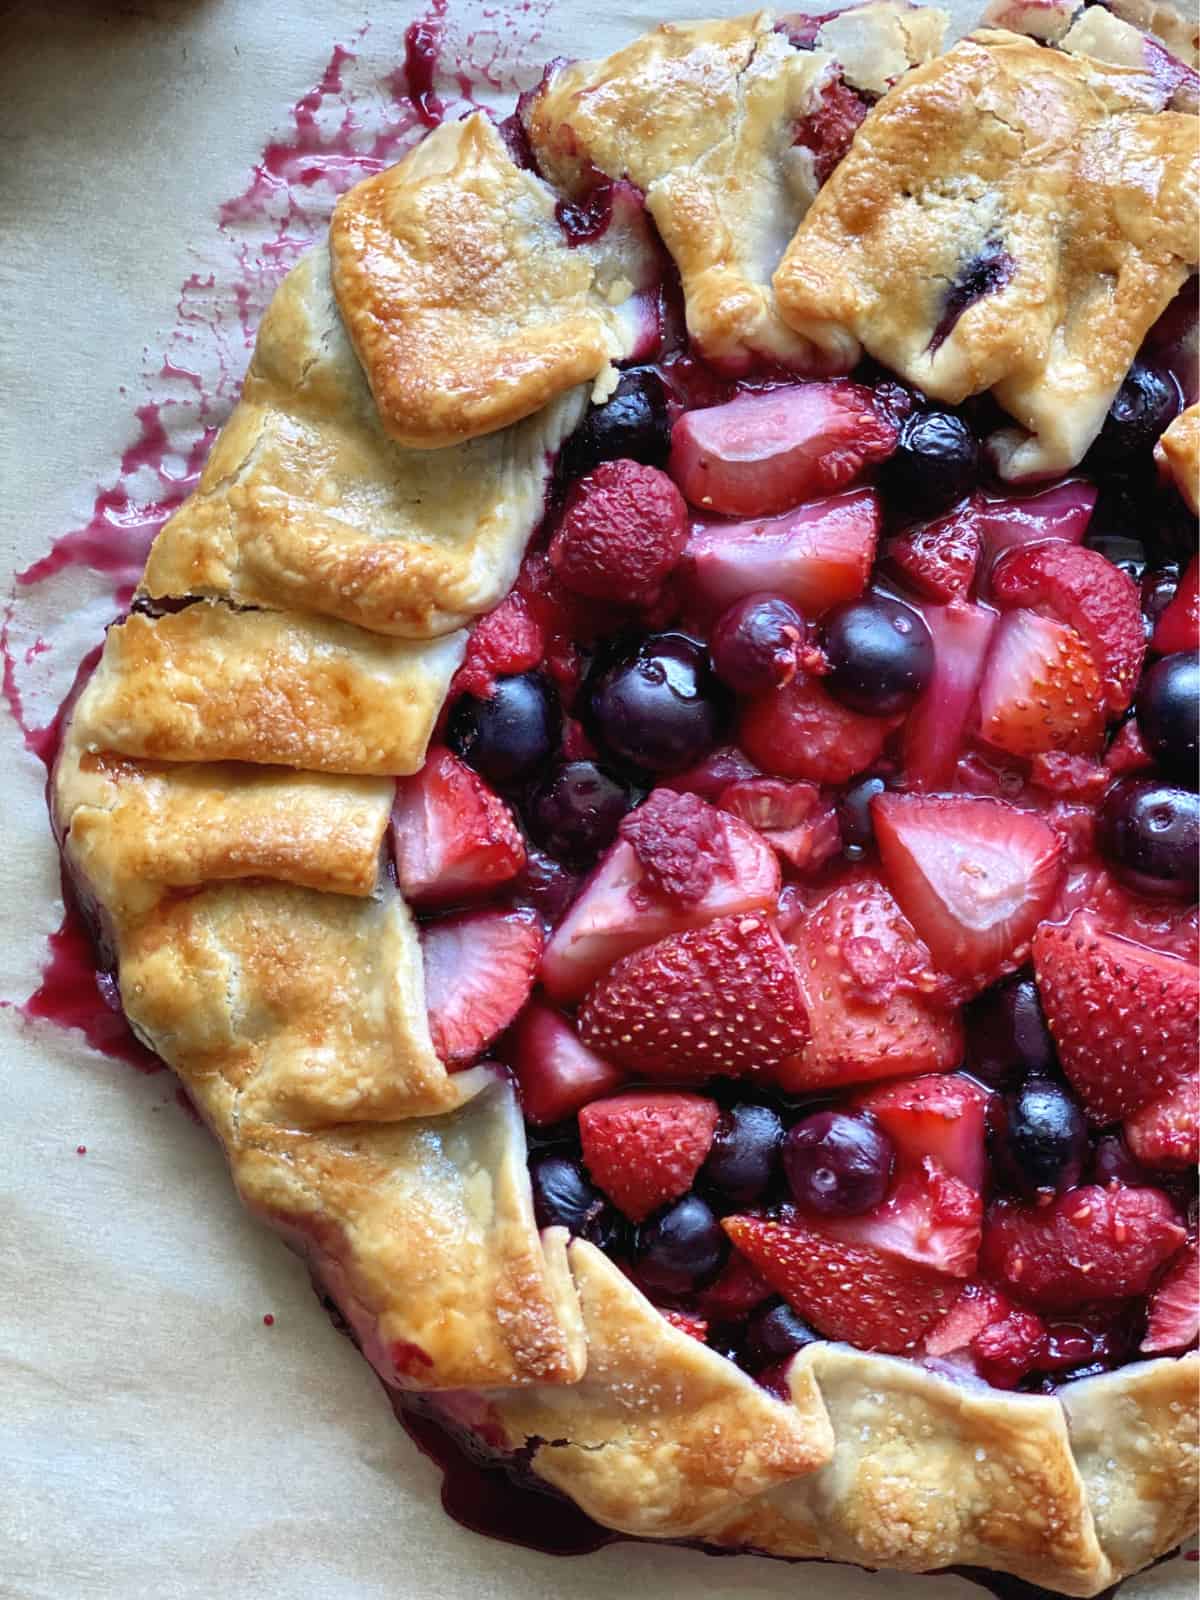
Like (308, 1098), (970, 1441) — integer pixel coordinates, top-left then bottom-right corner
(556, 178), (616, 246)
(929, 239), (1016, 355)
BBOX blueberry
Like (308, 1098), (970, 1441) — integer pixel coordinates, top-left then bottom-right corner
(447, 672), (561, 787)
(530, 1153), (621, 1250)
(709, 595), (807, 697)
(527, 760), (632, 869)
(1137, 652), (1199, 788)
(701, 1104), (783, 1207)
(582, 632), (731, 776)
(1142, 565), (1181, 631)
(965, 972), (1057, 1088)
(987, 1082), (1088, 1198)
(635, 1194), (729, 1295)
(782, 1110), (894, 1217)
(884, 410), (980, 519)
(742, 1300), (819, 1371)
(559, 368), (671, 479)
(1092, 361), (1181, 471)
(1091, 1132), (1152, 1188)
(837, 774), (887, 859)
(1099, 776), (1199, 901)
(821, 595), (934, 716)
(929, 239), (1016, 354)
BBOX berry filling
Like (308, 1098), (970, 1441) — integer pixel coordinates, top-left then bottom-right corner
(416, 339), (1197, 1392)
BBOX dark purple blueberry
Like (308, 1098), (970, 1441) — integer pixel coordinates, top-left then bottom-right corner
(883, 410), (980, 519)
(782, 1110), (894, 1218)
(527, 761), (632, 869)
(1085, 531), (1146, 584)
(837, 774), (887, 860)
(1137, 652), (1199, 788)
(1142, 565), (1181, 631)
(964, 972), (1057, 1088)
(1092, 361), (1181, 471)
(987, 1082), (1088, 1198)
(701, 1104), (783, 1207)
(1091, 1132), (1152, 1188)
(583, 632), (731, 776)
(742, 1300), (820, 1370)
(929, 238), (1015, 354)
(634, 1195), (729, 1296)
(1098, 777), (1199, 901)
(821, 595), (934, 717)
(530, 1153), (620, 1250)
(559, 368), (671, 478)
(510, 848), (579, 926)
(710, 595), (807, 697)
(447, 672), (561, 787)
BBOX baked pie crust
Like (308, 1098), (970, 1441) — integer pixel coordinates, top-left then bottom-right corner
(50, 5), (1199, 1593)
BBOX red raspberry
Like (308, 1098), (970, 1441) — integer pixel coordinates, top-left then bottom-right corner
(549, 459), (688, 605)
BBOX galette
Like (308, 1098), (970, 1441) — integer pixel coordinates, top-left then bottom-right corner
(50, 2), (1199, 1594)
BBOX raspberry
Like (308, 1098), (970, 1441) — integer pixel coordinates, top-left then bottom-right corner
(549, 459), (688, 605)
(620, 789), (732, 907)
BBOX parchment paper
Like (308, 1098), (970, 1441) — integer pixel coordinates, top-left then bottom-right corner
(0, 4), (1193, 1596)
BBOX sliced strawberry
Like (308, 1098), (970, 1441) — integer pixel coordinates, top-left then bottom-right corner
(661, 1309), (710, 1342)
(1141, 1242), (1199, 1353)
(422, 907), (543, 1065)
(718, 778), (840, 873)
(578, 1090), (719, 1222)
(392, 747), (525, 906)
(540, 794), (780, 1002)
(990, 540), (1145, 712)
(741, 673), (899, 785)
(724, 1211), (961, 1353)
(855, 1073), (990, 1190)
(1052, 861), (1199, 964)
(1033, 912), (1198, 1122)
(976, 610), (1106, 759)
(923, 1280), (1013, 1356)
(903, 598), (997, 790)
(668, 382), (897, 518)
(1103, 717), (1155, 778)
(975, 479), (1096, 578)
(696, 1254), (775, 1319)
(1152, 556), (1200, 655)
(1125, 1075), (1199, 1169)
(1029, 750), (1109, 803)
(683, 487), (880, 614)
(873, 793), (1064, 985)
(780, 875), (963, 1091)
(578, 910), (810, 1081)
(982, 1186), (1187, 1312)
(509, 1001), (626, 1126)
(887, 498), (983, 603)
(820, 1158), (982, 1278)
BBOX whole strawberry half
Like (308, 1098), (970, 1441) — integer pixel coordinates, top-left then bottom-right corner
(1141, 1241), (1199, 1354)
(578, 1090), (718, 1222)
(422, 907), (543, 1065)
(578, 910), (810, 1081)
(976, 609), (1105, 759)
(1033, 911), (1199, 1123)
(980, 1185), (1186, 1311)
(392, 747), (525, 906)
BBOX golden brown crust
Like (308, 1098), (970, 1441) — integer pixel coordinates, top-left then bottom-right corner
(774, 29), (1199, 478)
(1157, 400), (1200, 511)
(329, 113), (640, 447)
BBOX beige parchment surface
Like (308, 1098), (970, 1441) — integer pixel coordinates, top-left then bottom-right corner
(0, 4), (1194, 1597)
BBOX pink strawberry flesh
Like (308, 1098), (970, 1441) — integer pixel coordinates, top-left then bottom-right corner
(668, 381), (897, 518)
(1125, 1076), (1199, 1169)
(683, 487), (880, 615)
(392, 747), (525, 906)
(886, 497), (983, 603)
(540, 804), (779, 1002)
(872, 792), (1063, 984)
(1141, 1242), (1199, 1353)
(855, 1073), (991, 1190)
(579, 1090), (719, 1222)
(718, 778), (841, 874)
(509, 1000), (626, 1126)
(903, 598), (998, 790)
(818, 1158), (982, 1278)
(923, 1280), (1012, 1357)
(975, 609), (1105, 759)
(422, 907), (543, 1065)
(1152, 554), (1199, 655)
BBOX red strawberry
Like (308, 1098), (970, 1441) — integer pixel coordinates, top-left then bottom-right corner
(578, 1090), (718, 1222)
(450, 592), (545, 701)
(1152, 556), (1199, 655)
(509, 1001), (626, 1126)
(794, 76), (869, 184)
(923, 1281), (1013, 1356)
(1103, 717), (1154, 778)
(903, 598), (997, 790)
(670, 744), (762, 800)
(661, 1309), (710, 1342)
(970, 1306), (1048, 1389)
(741, 673), (899, 785)
(855, 1073), (990, 1190)
(549, 459), (688, 606)
(422, 907), (543, 1065)
(540, 793), (780, 1002)
(392, 747), (525, 906)
(1125, 1075), (1199, 1169)
(975, 479), (1095, 575)
(1141, 1242), (1199, 1354)
(821, 1159), (982, 1278)
(980, 1185), (1187, 1311)
(1032, 912), (1198, 1122)
(976, 610), (1106, 758)
(887, 498), (983, 603)
(780, 875), (963, 1092)
(683, 487), (880, 615)
(724, 1211), (962, 1353)
(1052, 862), (1199, 964)
(1028, 751), (1109, 803)
(669, 382), (897, 518)
(873, 793), (1064, 985)
(578, 911), (810, 1081)
(990, 540), (1146, 712)
(718, 778), (841, 874)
